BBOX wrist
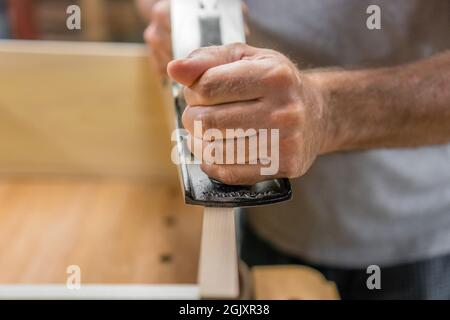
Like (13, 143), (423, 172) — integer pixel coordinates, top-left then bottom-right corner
(303, 69), (345, 155)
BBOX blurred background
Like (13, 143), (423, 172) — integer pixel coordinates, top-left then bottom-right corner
(0, 0), (146, 42)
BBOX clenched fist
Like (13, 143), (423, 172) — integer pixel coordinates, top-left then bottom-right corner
(168, 43), (331, 185)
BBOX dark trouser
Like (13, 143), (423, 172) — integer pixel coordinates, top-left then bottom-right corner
(241, 219), (450, 300)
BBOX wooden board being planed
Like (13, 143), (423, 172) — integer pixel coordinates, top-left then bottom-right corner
(198, 208), (239, 299)
(0, 40), (175, 180)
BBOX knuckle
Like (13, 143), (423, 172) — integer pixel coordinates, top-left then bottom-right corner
(144, 26), (159, 45)
(282, 157), (300, 178)
(292, 106), (305, 126)
(200, 163), (215, 180)
(286, 102), (304, 124)
(196, 76), (216, 100)
(143, 25), (152, 42)
(227, 42), (247, 52)
(201, 164), (238, 185)
(270, 103), (302, 128)
(151, 1), (169, 21)
(187, 47), (208, 59)
(269, 63), (293, 85)
(195, 109), (215, 131)
(181, 108), (193, 133)
(216, 166), (239, 185)
(181, 107), (214, 133)
(183, 86), (193, 104)
(227, 42), (252, 59)
(263, 48), (279, 56)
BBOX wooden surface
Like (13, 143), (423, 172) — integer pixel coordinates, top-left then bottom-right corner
(0, 40), (205, 292)
(0, 40), (175, 180)
(0, 179), (203, 285)
(252, 266), (340, 300)
(80, 0), (109, 41)
(198, 208), (239, 299)
(0, 284), (199, 300)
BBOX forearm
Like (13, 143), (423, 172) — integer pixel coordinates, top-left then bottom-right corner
(309, 51), (450, 154)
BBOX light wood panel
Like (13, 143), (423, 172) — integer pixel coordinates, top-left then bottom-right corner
(0, 179), (203, 285)
(0, 40), (176, 180)
(0, 41), (206, 291)
(198, 208), (239, 299)
(252, 266), (340, 300)
(0, 284), (199, 299)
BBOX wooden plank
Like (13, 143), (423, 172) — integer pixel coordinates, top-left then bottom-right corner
(198, 208), (239, 299)
(170, 0), (244, 299)
(0, 40), (176, 180)
(0, 179), (203, 285)
(252, 266), (340, 300)
(0, 284), (199, 300)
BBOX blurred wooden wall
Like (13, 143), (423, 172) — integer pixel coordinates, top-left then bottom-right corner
(0, 40), (203, 286)
(7, 0), (146, 42)
(0, 40), (174, 180)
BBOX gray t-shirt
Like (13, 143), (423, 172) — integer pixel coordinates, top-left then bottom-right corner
(245, 0), (450, 267)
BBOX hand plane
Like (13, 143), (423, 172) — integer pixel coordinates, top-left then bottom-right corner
(170, 0), (292, 299)
(171, 0), (292, 208)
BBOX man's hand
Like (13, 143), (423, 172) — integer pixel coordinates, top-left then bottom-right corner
(141, 0), (250, 77)
(168, 44), (450, 185)
(141, 0), (172, 76)
(168, 43), (330, 185)
(141, 2), (450, 186)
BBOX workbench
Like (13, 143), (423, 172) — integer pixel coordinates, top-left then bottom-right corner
(0, 40), (202, 299)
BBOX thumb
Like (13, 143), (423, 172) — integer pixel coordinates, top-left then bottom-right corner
(167, 43), (254, 87)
